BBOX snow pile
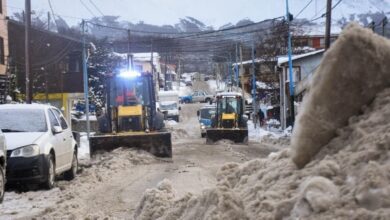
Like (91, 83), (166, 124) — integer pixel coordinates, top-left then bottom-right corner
(1, 148), (158, 219)
(206, 80), (226, 93)
(292, 23), (390, 168)
(248, 120), (286, 142)
(134, 24), (390, 220)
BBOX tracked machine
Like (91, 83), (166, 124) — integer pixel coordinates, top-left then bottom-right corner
(206, 92), (248, 144)
(89, 70), (172, 157)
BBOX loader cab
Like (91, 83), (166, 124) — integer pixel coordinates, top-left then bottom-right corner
(214, 92), (245, 129)
(106, 71), (158, 132)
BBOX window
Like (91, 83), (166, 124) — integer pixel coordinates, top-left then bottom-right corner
(68, 55), (81, 72)
(48, 109), (60, 128)
(0, 37), (4, 65)
(52, 109), (69, 130)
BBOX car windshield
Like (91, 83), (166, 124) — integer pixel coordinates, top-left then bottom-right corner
(200, 108), (216, 119)
(160, 103), (177, 110)
(0, 109), (47, 132)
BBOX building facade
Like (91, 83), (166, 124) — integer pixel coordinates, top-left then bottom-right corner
(0, 0), (9, 103)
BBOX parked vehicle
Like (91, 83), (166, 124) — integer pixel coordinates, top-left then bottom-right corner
(179, 94), (193, 103)
(158, 91), (181, 122)
(0, 104), (78, 189)
(192, 91), (214, 103)
(0, 130), (6, 203)
(197, 105), (216, 138)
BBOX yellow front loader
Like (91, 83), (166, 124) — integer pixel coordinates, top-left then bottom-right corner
(89, 71), (172, 158)
(206, 92), (248, 144)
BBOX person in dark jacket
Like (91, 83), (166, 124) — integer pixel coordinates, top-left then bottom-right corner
(258, 109), (265, 127)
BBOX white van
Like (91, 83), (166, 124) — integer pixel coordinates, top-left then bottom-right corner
(158, 91), (181, 122)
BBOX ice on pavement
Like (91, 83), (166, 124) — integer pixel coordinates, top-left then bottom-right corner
(134, 24), (390, 220)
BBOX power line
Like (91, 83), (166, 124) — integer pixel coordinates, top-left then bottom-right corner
(47, 0), (59, 31)
(79, 0), (96, 17)
(296, 0), (315, 19)
(88, 0), (105, 17)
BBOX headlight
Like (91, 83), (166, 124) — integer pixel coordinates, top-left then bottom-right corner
(200, 123), (206, 129)
(11, 145), (40, 158)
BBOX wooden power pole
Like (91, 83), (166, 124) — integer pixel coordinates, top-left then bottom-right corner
(325, 0), (332, 50)
(25, 0), (32, 103)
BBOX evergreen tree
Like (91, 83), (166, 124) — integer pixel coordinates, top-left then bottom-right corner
(87, 40), (122, 113)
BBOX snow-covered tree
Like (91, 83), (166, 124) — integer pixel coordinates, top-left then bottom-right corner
(87, 40), (122, 113)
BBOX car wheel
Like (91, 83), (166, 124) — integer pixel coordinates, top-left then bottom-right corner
(205, 98), (210, 103)
(64, 151), (78, 181)
(44, 154), (55, 189)
(0, 167), (5, 203)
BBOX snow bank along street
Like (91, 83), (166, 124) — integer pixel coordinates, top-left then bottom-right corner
(1, 0), (390, 219)
(134, 24), (390, 220)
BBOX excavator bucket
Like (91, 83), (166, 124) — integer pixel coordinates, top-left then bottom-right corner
(89, 132), (172, 158)
(206, 128), (248, 144)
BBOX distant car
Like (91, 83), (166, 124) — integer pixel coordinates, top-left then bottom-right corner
(179, 94), (193, 104)
(192, 91), (214, 103)
(0, 130), (6, 203)
(197, 105), (216, 138)
(0, 104), (78, 189)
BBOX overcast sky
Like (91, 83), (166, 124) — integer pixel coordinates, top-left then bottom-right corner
(9, 0), (390, 28)
(8, 0), (333, 28)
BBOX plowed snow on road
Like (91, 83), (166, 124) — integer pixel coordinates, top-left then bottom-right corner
(0, 81), (281, 219)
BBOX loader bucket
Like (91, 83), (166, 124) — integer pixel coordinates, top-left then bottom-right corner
(89, 132), (172, 158)
(206, 128), (248, 144)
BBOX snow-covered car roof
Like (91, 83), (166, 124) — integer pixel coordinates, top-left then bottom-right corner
(200, 105), (216, 110)
(0, 103), (54, 110)
(216, 92), (242, 97)
(160, 101), (177, 105)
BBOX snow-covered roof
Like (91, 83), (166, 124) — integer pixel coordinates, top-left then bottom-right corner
(133, 52), (160, 62)
(217, 92), (242, 97)
(256, 81), (273, 90)
(112, 52), (160, 62)
(232, 57), (278, 66)
(299, 24), (342, 36)
(277, 49), (325, 66)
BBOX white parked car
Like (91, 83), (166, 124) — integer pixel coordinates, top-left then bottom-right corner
(0, 129), (6, 203)
(192, 91), (214, 103)
(0, 104), (78, 189)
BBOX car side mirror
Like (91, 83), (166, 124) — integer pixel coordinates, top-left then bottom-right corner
(52, 126), (63, 134)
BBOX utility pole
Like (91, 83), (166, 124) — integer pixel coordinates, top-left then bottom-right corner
(25, 0), (32, 103)
(228, 52), (232, 90)
(325, 0), (332, 50)
(47, 12), (51, 31)
(235, 43), (239, 88)
(127, 29), (131, 71)
(382, 17), (388, 37)
(251, 42), (257, 128)
(82, 20), (90, 140)
(239, 44), (245, 98)
(164, 53), (168, 91)
(285, 0), (295, 127)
